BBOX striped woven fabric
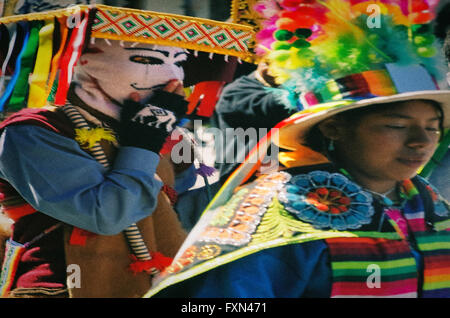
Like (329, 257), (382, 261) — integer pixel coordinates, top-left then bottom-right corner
(300, 69), (398, 108)
(401, 180), (427, 233)
(327, 179), (450, 298)
(0, 239), (26, 297)
(326, 237), (418, 298)
(400, 179), (450, 297)
(416, 232), (450, 297)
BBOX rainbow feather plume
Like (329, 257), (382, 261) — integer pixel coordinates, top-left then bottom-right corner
(254, 0), (446, 103)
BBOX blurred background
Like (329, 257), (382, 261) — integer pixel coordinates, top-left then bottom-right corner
(1, 0), (233, 21)
(102, 0), (232, 20)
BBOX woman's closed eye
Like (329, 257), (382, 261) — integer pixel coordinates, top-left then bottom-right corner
(385, 124), (440, 138)
(385, 124), (406, 129)
(426, 126), (441, 134)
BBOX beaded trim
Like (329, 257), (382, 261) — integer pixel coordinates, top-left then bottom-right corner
(199, 172), (291, 246)
(0, 4), (255, 62)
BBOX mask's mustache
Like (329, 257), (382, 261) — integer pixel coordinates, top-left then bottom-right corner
(130, 83), (166, 91)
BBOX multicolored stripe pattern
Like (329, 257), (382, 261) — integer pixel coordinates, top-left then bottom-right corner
(300, 69), (398, 108)
(326, 237), (418, 298)
(417, 232), (450, 297)
(396, 179), (450, 297)
(401, 179), (427, 233)
(90, 5), (255, 61)
(326, 178), (450, 298)
(0, 239), (26, 297)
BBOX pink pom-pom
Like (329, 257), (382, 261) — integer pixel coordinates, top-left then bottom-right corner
(253, 1), (280, 18)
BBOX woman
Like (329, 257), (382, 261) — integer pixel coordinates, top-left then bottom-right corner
(145, 0), (450, 298)
(146, 99), (449, 298)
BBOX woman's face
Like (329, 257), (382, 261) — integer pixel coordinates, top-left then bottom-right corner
(331, 100), (441, 190)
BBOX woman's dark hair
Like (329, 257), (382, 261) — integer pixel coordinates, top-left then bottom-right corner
(302, 99), (444, 154)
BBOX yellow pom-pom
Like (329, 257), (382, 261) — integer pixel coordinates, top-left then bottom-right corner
(283, 47), (314, 69)
(75, 128), (116, 149)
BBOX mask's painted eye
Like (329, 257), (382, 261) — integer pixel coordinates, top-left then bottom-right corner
(174, 60), (186, 68)
(129, 55), (164, 65)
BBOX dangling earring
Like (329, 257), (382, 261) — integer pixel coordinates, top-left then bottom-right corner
(328, 140), (335, 152)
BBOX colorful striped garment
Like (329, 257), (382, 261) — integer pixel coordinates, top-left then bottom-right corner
(416, 232), (450, 297)
(0, 239), (26, 297)
(327, 237), (418, 298)
(326, 179), (450, 298)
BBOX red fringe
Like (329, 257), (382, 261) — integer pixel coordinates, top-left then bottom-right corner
(69, 227), (96, 246)
(160, 134), (183, 155)
(161, 185), (178, 206)
(186, 81), (225, 118)
(128, 252), (173, 274)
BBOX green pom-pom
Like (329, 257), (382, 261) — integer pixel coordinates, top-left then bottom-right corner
(274, 29), (293, 41)
(295, 48), (314, 59)
(411, 24), (431, 34)
(272, 41), (292, 50)
(294, 28), (312, 39)
(271, 50), (291, 62)
(292, 39), (311, 49)
(416, 46), (436, 57)
(413, 34), (435, 46)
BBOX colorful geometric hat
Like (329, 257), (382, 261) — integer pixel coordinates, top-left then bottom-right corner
(250, 0), (450, 151)
(0, 3), (255, 114)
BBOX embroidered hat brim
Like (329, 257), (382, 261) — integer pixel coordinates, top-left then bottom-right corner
(0, 4), (255, 61)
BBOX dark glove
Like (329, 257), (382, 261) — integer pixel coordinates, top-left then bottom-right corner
(119, 90), (188, 153)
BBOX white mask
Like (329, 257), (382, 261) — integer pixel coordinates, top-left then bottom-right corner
(73, 39), (188, 119)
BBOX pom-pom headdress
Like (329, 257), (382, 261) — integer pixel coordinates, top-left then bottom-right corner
(248, 0), (450, 151)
